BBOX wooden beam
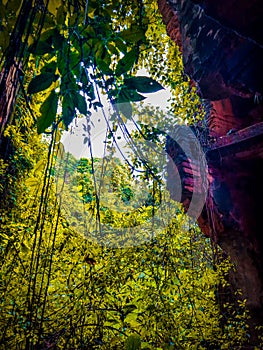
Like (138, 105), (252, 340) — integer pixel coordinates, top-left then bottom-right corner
(206, 121), (263, 160)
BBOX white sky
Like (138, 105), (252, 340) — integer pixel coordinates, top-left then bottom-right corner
(61, 72), (172, 160)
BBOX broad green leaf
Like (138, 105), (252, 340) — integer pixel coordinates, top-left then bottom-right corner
(96, 59), (113, 75)
(57, 48), (68, 75)
(28, 41), (55, 55)
(120, 27), (145, 43)
(62, 96), (75, 129)
(116, 88), (146, 103)
(124, 76), (164, 93)
(73, 92), (87, 115)
(84, 25), (96, 38)
(80, 68), (89, 85)
(56, 4), (66, 25)
(6, 0), (22, 16)
(52, 31), (65, 51)
(0, 29), (9, 51)
(115, 38), (127, 53)
(60, 72), (77, 94)
(28, 72), (58, 94)
(43, 13), (56, 29)
(39, 28), (56, 43)
(94, 42), (112, 74)
(40, 61), (57, 75)
(69, 13), (78, 27)
(37, 90), (58, 133)
(82, 42), (92, 62)
(115, 50), (137, 76)
(107, 43), (118, 55)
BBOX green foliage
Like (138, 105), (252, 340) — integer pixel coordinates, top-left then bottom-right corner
(38, 89), (58, 133)
(0, 0), (257, 349)
(27, 72), (59, 94)
(116, 87), (146, 103)
(0, 89), (46, 208)
(125, 334), (141, 350)
(0, 141), (251, 348)
(124, 76), (164, 93)
(115, 49), (138, 76)
(138, 1), (205, 124)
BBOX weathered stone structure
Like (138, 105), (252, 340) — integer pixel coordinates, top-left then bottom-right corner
(159, 0), (263, 342)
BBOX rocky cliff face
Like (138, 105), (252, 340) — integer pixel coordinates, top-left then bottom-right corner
(159, 0), (263, 343)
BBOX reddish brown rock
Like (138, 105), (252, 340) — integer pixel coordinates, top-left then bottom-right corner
(158, 0), (182, 50)
(160, 0), (263, 344)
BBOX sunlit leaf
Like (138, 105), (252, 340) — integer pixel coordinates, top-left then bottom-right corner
(47, 0), (60, 16)
(25, 178), (39, 188)
(34, 160), (46, 175)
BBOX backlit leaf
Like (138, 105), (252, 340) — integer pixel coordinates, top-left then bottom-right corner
(47, 0), (60, 16)
(124, 76), (164, 93)
(116, 88), (146, 103)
